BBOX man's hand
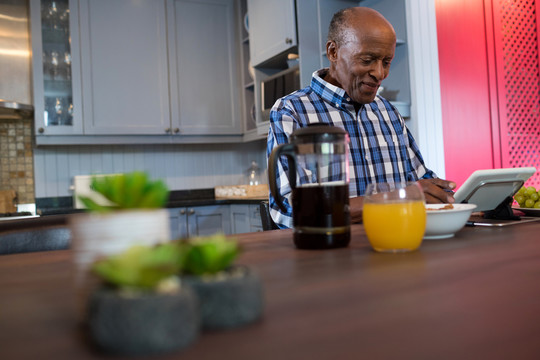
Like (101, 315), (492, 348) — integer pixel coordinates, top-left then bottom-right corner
(417, 178), (456, 204)
(349, 196), (364, 224)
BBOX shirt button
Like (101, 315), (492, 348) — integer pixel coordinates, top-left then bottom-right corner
(346, 98), (350, 101)
(335, 103), (339, 107)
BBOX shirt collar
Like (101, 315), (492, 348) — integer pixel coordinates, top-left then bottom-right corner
(310, 68), (355, 109)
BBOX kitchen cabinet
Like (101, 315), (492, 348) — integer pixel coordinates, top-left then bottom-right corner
(167, 0), (241, 135)
(247, 0), (297, 67)
(30, 0), (242, 144)
(31, 0), (169, 137)
(230, 204), (263, 234)
(30, 0), (83, 136)
(168, 205), (231, 239)
(78, 0), (171, 135)
(237, 0), (257, 140)
(244, 0), (300, 138)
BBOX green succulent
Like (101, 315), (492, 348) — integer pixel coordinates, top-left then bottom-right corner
(92, 242), (187, 291)
(182, 233), (239, 276)
(78, 171), (169, 212)
(91, 234), (240, 291)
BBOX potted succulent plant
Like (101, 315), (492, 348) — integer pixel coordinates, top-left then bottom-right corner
(180, 233), (264, 330)
(69, 171), (172, 320)
(87, 242), (200, 355)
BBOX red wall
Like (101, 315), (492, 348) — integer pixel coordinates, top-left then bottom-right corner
(435, 0), (496, 188)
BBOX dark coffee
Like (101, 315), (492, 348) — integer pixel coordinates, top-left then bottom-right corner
(292, 183), (350, 249)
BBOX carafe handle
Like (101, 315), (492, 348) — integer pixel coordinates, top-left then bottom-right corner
(268, 143), (297, 212)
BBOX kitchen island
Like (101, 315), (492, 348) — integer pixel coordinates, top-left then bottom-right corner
(2, 222), (540, 359)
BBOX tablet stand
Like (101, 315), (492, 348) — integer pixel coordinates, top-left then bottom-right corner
(483, 196), (520, 220)
(460, 179), (524, 221)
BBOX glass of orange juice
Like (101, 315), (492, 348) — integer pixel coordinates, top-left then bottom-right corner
(363, 182), (426, 253)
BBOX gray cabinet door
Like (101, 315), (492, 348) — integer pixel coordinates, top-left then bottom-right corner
(230, 204), (263, 234)
(248, 203), (263, 232)
(247, 0), (297, 66)
(79, 0), (171, 135)
(169, 205), (231, 239)
(30, 0), (84, 136)
(187, 205), (231, 237)
(230, 204), (251, 234)
(168, 0), (241, 135)
(168, 208), (188, 240)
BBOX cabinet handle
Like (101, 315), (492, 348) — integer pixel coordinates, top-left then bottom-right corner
(188, 209), (195, 215)
(165, 128), (171, 133)
(285, 37), (293, 45)
(173, 128), (180, 134)
(38, 127), (44, 134)
(180, 209), (186, 215)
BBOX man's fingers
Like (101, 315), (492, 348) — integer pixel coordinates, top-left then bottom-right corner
(429, 178), (456, 190)
(419, 179), (456, 204)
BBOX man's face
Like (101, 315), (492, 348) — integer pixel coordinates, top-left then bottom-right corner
(329, 27), (396, 104)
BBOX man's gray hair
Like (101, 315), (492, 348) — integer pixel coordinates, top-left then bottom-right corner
(327, 7), (353, 46)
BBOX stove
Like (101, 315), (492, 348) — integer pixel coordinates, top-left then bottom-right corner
(0, 204), (39, 221)
(0, 211), (39, 221)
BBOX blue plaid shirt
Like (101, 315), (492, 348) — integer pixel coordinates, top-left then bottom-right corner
(267, 69), (436, 229)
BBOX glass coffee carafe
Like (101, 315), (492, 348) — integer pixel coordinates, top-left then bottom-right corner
(268, 124), (351, 249)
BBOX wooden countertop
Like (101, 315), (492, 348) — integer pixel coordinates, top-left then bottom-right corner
(2, 223), (540, 359)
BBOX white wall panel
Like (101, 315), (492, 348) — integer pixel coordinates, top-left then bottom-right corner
(56, 151), (70, 197)
(33, 150), (45, 197)
(405, 0), (446, 178)
(43, 150), (58, 195)
(33, 142), (267, 198)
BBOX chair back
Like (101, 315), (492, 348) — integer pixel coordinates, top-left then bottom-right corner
(259, 201), (279, 230)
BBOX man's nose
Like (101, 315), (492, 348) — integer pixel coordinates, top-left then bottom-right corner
(369, 61), (386, 80)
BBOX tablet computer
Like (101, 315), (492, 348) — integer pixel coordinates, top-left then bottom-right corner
(453, 167), (536, 212)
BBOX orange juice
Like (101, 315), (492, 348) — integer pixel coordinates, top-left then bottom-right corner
(363, 201), (426, 252)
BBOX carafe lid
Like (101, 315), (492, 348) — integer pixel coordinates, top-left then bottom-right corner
(291, 123), (348, 144)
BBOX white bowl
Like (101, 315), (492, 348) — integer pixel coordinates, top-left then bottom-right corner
(424, 203), (477, 239)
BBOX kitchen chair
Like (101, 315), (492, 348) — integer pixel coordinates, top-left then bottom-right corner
(259, 201), (279, 231)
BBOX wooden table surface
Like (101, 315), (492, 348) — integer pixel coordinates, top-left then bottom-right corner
(2, 222), (540, 360)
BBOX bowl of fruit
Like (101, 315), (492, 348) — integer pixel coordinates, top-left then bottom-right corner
(513, 186), (540, 215)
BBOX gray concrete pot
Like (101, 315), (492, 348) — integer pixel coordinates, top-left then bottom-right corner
(183, 265), (264, 330)
(87, 285), (199, 355)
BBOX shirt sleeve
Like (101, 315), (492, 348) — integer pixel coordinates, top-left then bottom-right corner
(266, 101), (297, 229)
(403, 119), (437, 180)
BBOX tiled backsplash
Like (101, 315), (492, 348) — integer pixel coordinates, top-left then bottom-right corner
(0, 119), (35, 204)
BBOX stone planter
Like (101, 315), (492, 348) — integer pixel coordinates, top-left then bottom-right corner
(87, 285), (199, 355)
(69, 209), (170, 320)
(183, 265), (264, 330)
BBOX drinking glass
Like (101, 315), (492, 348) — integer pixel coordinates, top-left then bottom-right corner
(47, 1), (60, 29)
(363, 182), (426, 253)
(50, 51), (60, 80)
(54, 97), (64, 124)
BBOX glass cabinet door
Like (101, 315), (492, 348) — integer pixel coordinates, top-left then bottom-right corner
(41, 0), (72, 126)
(31, 0), (82, 135)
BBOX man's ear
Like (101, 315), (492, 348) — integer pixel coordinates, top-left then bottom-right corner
(326, 41), (338, 62)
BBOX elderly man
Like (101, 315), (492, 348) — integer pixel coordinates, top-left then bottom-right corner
(267, 7), (456, 229)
